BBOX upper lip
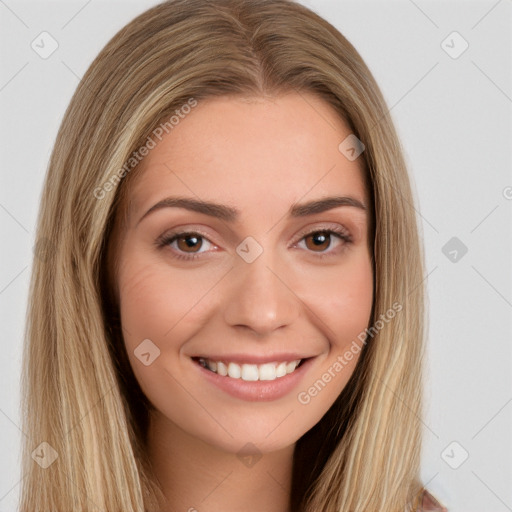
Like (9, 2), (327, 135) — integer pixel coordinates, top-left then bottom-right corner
(191, 353), (312, 364)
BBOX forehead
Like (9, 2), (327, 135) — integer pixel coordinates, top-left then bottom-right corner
(126, 92), (368, 224)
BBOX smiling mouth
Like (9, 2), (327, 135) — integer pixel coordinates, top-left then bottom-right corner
(192, 357), (307, 381)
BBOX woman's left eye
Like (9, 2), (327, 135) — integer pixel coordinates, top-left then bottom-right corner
(295, 228), (352, 256)
(155, 227), (352, 261)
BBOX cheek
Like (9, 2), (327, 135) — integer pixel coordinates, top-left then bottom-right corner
(117, 253), (214, 342)
(302, 251), (374, 351)
(116, 259), (188, 417)
(330, 260), (373, 348)
(292, 252), (373, 414)
(116, 253), (221, 395)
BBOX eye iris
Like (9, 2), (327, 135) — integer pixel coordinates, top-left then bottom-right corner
(177, 234), (202, 252)
(306, 232), (330, 251)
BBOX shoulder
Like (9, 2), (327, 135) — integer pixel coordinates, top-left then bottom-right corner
(418, 489), (447, 511)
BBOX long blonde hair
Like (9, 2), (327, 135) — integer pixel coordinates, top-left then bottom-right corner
(20, 0), (427, 510)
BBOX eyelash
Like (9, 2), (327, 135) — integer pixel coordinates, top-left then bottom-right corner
(155, 226), (352, 262)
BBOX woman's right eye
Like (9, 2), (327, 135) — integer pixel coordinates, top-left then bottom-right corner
(155, 231), (215, 261)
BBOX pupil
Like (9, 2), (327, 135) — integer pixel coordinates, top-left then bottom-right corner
(313, 233), (326, 245)
(185, 236), (198, 247)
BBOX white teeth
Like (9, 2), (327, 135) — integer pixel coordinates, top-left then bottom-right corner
(228, 362), (241, 378)
(286, 361), (299, 373)
(197, 358), (303, 381)
(241, 364), (259, 381)
(276, 362), (287, 377)
(259, 363), (276, 381)
(217, 361), (228, 376)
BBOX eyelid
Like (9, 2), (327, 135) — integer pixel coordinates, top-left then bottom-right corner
(157, 222), (351, 245)
(291, 222), (351, 245)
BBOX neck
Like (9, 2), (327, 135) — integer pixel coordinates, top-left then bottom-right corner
(146, 411), (294, 512)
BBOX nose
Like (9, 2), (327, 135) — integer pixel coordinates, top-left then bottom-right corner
(223, 247), (300, 337)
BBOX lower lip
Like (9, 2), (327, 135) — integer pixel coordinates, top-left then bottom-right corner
(192, 358), (314, 402)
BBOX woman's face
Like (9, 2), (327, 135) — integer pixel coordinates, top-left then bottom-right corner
(112, 93), (373, 454)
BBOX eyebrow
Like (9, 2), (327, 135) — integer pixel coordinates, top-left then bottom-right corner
(137, 195), (367, 225)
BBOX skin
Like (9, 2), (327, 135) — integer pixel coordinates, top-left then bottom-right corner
(109, 92), (374, 512)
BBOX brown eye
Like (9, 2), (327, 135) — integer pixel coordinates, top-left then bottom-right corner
(304, 231), (332, 252)
(156, 230), (216, 261)
(175, 234), (203, 252)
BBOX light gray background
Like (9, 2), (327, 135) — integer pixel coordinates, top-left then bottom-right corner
(1, 1), (511, 510)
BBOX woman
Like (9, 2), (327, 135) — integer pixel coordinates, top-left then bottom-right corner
(20, 0), (446, 510)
